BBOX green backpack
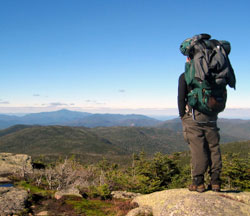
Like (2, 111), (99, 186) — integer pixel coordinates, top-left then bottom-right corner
(180, 34), (236, 116)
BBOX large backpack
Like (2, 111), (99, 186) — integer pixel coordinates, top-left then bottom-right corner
(180, 34), (236, 116)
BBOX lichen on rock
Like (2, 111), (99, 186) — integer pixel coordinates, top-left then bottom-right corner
(0, 153), (33, 176)
(127, 188), (250, 216)
(111, 191), (141, 200)
(0, 187), (28, 215)
(54, 187), (82, 200)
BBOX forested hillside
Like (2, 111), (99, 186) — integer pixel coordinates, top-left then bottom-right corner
(0, 125), (186, 164)
(158, 118), (250, 142)
(1, 123), (249, 166)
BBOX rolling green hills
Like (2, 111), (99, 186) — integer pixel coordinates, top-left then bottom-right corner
(1, 109), (250, 145)
(0, 123), (249, 165)
(93, 126), (186, 154)
(158, 118), (250, 143)
(220, 140), (250, 158)
(0, 124), (34, 137)
(0, 125), (187, 164)
(0, 126), (126, 163)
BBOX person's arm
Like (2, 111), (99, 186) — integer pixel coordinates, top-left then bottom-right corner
(178, 73), (188, 118)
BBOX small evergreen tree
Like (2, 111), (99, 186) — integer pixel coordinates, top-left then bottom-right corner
(132, 152), (180, 193)
(221, 153), (250, 191)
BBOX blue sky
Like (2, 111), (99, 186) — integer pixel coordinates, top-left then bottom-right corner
(0, 0), (250, 116)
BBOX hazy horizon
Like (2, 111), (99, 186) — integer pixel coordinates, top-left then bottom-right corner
(1, 107), (250, 120)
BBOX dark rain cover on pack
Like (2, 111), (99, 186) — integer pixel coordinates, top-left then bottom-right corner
(180, 34), (236, 116)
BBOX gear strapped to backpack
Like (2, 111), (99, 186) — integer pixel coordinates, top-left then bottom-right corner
(180, 34), (236, 116)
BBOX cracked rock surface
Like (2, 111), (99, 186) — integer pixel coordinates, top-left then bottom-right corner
(0, 187), (28, 215)
(128, 188), (250, 216)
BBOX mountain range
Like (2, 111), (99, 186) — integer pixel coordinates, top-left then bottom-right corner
(1, 109), (250, 142)
(0, 109), (250, 164)
(0, 109), (160, 129)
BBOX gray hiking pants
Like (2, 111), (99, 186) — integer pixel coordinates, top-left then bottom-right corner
(182, 111), (222, 184)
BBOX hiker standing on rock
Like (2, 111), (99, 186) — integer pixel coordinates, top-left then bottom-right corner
(178, 34), (236, 192)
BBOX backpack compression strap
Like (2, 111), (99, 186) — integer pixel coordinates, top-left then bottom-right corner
(180, 34), (211, 57)
(188, 34), (211, 56)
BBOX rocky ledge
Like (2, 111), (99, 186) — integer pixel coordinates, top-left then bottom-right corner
(0, 187), (28, 215)
(0, 152), (33, 176)
(0, 153), (32, 215)
(127, 188), (250, 216)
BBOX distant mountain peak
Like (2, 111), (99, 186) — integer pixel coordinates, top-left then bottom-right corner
(0, 110), (160, 129)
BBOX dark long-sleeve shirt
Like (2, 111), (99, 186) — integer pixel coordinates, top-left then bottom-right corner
(178, 73), (188, 118)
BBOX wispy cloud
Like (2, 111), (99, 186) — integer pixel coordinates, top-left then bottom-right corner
(49, 102), (68, 106)
(85, 100), (106, 105)
(40, 102), (75, 107)
(118, 89), (126, 93)
(0, 101), (10, 104)
(33, 94), (49, 98)
(85, 100), (94, 103)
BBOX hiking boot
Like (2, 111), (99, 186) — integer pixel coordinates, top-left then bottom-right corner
(211, 184), (221, 192)
(188, 184), (206, 193)
(211, 172), (221, 185)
